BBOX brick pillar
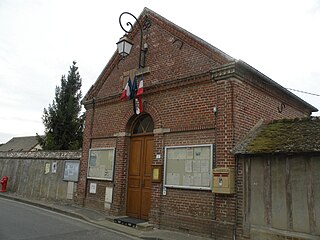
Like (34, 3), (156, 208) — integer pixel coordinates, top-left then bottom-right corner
(149, 132), (164, 227)
(110, 135), (129, 216)
(212, 79), (236, 238)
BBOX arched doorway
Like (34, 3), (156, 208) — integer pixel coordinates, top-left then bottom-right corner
(126, 114), (154, 220)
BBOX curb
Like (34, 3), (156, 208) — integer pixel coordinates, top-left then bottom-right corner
(0, 193), (88, 221)
(0, 193), (213, 240)
(0, 193), (144, 239)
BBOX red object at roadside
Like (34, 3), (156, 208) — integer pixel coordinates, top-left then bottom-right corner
(0, 176), (8, 192)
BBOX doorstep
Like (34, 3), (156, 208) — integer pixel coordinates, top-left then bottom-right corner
(113, 216), (154, 231)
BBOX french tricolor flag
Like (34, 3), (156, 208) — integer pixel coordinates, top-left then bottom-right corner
(136, 77), (143, 96)
(120, 81), (130, 101)
(135, 76), (143, 114)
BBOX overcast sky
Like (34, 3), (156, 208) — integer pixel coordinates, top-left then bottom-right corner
(0, 0), (319, 143)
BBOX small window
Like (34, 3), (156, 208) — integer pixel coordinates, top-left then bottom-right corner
(132, 115), (154, 135)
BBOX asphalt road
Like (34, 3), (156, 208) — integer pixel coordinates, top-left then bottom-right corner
(0, 198), (139, 240)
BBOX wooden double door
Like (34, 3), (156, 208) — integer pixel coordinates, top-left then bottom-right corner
(126, 135), (153, 220)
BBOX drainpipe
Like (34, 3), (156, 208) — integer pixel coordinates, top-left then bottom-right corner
(213, 73), (218, 223)
(233, 155), (239, 240)
(231, 81), (237, 240)
(84, 97), (95, 203)
(89, 97), (96, 149)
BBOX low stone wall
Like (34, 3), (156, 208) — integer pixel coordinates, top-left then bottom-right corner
(0, 151), (81, 201)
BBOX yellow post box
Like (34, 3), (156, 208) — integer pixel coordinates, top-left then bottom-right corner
(212, 168), (235, 194)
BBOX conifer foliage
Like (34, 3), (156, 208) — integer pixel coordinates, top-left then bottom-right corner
(39, 61), (84, 150)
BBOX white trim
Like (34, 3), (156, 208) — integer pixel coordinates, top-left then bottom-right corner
(153, 128), (171, 134)
(113, 132), (131, 137)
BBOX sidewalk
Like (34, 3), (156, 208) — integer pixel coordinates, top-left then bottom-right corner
(0, 192), (212, 240)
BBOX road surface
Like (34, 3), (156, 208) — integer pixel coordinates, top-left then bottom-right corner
(0, 198), (139, 240)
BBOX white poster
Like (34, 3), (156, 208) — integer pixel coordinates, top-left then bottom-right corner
(52, 162), (57, 173)
(45, 163), (50, 174)
(185, 160), (192, 173)
(90, 183), (97, 194)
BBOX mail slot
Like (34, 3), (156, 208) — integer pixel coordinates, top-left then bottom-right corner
(212, 168), (235, 194)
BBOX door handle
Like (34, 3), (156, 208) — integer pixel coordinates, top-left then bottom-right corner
(141, 179), (145, 188)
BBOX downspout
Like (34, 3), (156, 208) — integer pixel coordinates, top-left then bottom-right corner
(84, 97), (95, 202)
(233, 154), (239, 240)
(213, 89), (217, 169)
(230, 81), (237, 240)
(213, 73), (218, 222)
(89, 97), (96, 149)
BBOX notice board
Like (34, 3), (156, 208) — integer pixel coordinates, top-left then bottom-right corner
(87, 148), (115, 180)
(63, 160), (80, 182)
(164, 144), (213, 190)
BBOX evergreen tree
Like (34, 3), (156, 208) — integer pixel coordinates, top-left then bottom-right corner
(39, 61), (84, 150)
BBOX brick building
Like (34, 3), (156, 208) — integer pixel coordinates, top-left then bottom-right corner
(76, 8), (317, 239)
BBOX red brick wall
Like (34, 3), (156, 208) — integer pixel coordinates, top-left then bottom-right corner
(78, 10), (312, 239)
(91, 12), (228, 101)
(213, 77), (308, 239)
(232, 78), (307, 144)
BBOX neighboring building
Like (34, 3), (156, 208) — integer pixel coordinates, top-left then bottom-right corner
(0, 136), (42, 152)
(76, 8), (318, 239)
(232, 117), (320, 239)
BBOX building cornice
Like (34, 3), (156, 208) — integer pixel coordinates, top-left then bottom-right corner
(210, 62), (238, 80)
(83, 71), (212, 109)
(211, 60), (317, 113)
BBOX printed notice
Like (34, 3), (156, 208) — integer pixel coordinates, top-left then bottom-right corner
(52, 162), (57, 173)
(45, 163), (50, 174)
(193, 173), (202, 186)
(201, 160), (209, 173)
(185, 160), (192, 173)
(193, 160), (201, 173)
(90, 183), (97, 194)
(186, 148), (194, 159)
(183, 174), (192, 186)
(201, 173), (210, 187)
(194, 147), (210, 159)
(167, 148), (186, 160)
(167, 173), (180, 185)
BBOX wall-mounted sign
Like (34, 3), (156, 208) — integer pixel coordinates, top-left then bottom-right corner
(63, 160), (80, 182)
(45, 163), (50, 174)
(52, 161), (57, 173)
(152, 164), (162, 182)
(89, 183), (97, 194)
(87, 148), (115, 180)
